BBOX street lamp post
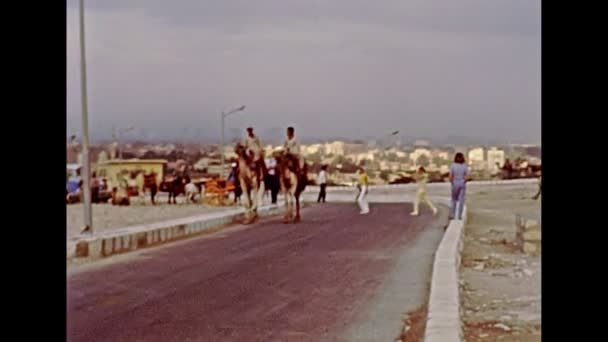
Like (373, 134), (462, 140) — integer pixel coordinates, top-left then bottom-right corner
(383, 130), (400, 149)
(78, 0), (93, 233)
(118, 125), (135, 160)
(220, 105), (246, 178)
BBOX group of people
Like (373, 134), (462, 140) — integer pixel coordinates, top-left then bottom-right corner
(353, 152), (472, 220)
(66, 169), (109, 204)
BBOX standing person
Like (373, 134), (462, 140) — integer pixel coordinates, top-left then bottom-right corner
(449, 152), (471, 220)
(91, 171), (100, 204)
(357, 167), (370, 215)
(265, 156), (280, 204)
(411, 167), (438, 216)
(317, 165), (328, 203)
(228, 163), (242, 203)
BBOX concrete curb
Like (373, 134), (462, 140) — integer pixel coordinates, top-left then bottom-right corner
(423, 199), (467, 342)
(303, 178), (537, 193)
(70, 204), (285, 260)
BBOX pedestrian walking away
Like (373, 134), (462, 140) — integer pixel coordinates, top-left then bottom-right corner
(410, 167), (438, 216)
(357, 167), (370, 215)
(449, 152), (471, 220)
(317, 165), (328, 203)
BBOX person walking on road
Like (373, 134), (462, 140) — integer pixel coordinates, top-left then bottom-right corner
(411, 167), (438, 216)
(317, 165), (328, 203)
(357, 167), (370, 215)
(265, 156), (280, 204)
(449, 152), (471, 220)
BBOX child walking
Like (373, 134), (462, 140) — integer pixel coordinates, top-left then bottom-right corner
(411, 167), (438, 216)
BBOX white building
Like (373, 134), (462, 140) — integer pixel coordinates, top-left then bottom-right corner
(468, 147), (485, 170)
(409, 148), (432, 164)
(486, 147), (506, 171)
(355, 152), (376, 163)
(432, 150), (449, 161)
(324, 141), (345, 156)
(303, 144), (324, 156)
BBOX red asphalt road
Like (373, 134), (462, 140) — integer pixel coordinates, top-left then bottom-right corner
(67, 203), (442, 342)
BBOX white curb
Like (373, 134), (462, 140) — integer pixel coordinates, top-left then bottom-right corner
(424, 198), (467, 342)
(70, 203), (285, 260)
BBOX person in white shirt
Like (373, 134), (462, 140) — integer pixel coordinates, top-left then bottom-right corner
(242, 127), (266, 176)
(265, 157), (280, 204)
(283, 126), (305, 172)
(316, 165), (328, 203)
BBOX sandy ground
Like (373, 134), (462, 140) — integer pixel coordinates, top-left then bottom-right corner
(460, 184), (541, 341)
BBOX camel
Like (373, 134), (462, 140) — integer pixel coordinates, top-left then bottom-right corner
(234, 143), (266, 224)
(274, 151), (308, 223)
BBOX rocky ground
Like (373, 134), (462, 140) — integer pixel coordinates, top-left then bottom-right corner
(460, 184), (541, 341)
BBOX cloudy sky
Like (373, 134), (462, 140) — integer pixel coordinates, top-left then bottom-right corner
(66, 0), (541, 144)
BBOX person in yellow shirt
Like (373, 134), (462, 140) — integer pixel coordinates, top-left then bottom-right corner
(357, 167), (370, 215)
(410, 167), (438, 216)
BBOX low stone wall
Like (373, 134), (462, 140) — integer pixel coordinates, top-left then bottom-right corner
(72, 204), (285, 260)
(423, 199), (468, 342)
(516, 216), (542, 255)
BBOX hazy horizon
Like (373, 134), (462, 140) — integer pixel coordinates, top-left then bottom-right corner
(67, 0), (541, 144)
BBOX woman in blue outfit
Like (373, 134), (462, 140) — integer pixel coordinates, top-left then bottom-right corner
(449, 153), (471, 220)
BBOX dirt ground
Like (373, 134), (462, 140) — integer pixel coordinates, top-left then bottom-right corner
(460, 184), (541, 341)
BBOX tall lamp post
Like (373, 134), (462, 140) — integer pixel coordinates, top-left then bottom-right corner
(78, 0), (93, 233)
(220, 105), (246, 179)
(383, 130), (400, 149)
(118, 125), (135, 159)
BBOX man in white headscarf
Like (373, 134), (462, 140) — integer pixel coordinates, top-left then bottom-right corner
(283, 126), (305, 173)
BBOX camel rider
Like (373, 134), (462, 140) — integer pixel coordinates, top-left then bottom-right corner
(283, 126), (305, 173)
(243, 127), (266, 176)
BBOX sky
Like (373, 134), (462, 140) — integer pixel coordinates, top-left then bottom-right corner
(66, 0), (541, 144)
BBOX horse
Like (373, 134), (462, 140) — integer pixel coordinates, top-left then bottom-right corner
(274, 151), (308, 223)
(160, 175), (187, 204)
(234, 143), (266, 224)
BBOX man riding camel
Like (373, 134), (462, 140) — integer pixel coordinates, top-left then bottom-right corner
(283, 126), (305, 174)
(242, 127), (267, 177)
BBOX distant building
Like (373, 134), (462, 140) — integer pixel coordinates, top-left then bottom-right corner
(486, 147), (506, 171)
(432, 150), (449, 161)
(96, 159), (167, 189)
(414, 139), (430, 147)
(303, 144), (323, 156)
(409, 148), (432, 164)
(355, 152), (376, 163)
(467, 147), (485, 170)
(324, 141), (345, 156)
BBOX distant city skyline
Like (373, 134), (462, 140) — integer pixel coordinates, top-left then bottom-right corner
(67, 0), (541, 144)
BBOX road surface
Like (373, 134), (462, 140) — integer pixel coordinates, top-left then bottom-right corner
(67, 203), (448, 342)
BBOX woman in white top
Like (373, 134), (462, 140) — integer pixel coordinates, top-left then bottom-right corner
(411, 167), (438, 216)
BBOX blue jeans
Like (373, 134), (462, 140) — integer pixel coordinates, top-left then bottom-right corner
(450, 182), (466, 220)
